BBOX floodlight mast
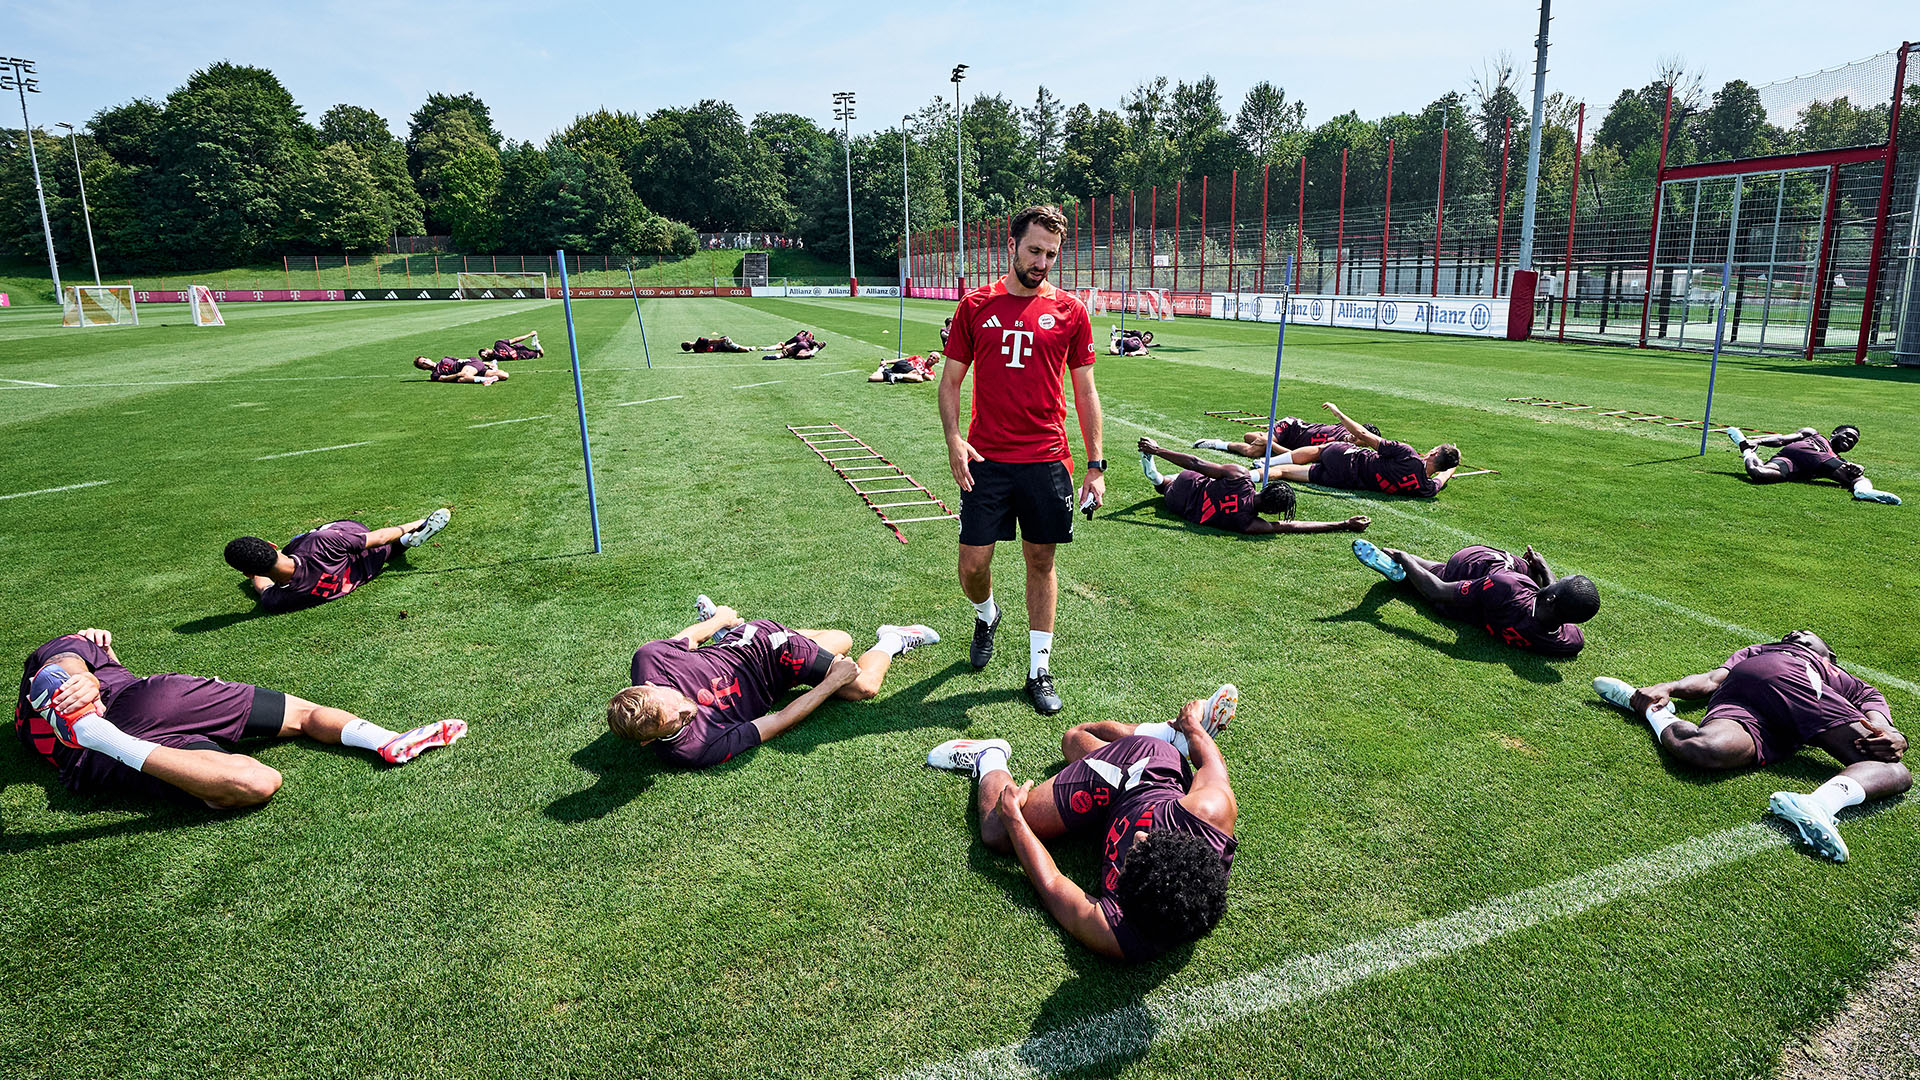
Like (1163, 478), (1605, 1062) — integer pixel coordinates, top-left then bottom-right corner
(901, 114), (912, 301)
(1517, 0), (1551, 274)
(4, 57), (61, 302)
(833, 91), (858, 294)
(951, 64), (967, 292)
(56, 122), (100, 286)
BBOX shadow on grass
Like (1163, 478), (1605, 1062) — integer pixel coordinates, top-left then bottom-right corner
(387, 549), (596, 577)
(1318, 581), (1566, 685)
(772, 660), (1026, 757)
(1578, 700), (1878, 789)
(1625, 454), (1715, 468)
(543, 731), (658, 823)
(0, 755), (250, 854)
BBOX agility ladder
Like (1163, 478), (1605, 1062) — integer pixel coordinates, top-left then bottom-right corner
(787, 424), (957, 544)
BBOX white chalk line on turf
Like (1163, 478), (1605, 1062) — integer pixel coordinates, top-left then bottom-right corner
(733, 379), (785, 389)
(468, 414), (554, 428)
(0, 377), (58, 387)
(253, 441), (372, 461)
(895, 813), (1868, 1080)
(1107, 412), (1917, 699)
(614, 395), (682, 406)
(0, 480), (111, 501)
(819, 369), (862, 376)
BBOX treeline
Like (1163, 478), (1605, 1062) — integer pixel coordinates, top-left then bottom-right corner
(0, 58), (1906, 274)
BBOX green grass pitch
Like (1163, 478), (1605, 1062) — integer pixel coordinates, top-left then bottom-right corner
(1, 293), (1917, 1079)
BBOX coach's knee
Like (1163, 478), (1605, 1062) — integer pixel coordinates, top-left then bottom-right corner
(205, 758), (283, 809)
(1022, 545), (1056, 574)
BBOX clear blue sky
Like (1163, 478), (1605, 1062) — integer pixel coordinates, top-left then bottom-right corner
(3, 1), (1912, 141)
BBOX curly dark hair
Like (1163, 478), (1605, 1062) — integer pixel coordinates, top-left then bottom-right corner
(1256, 479), (1296, 519)
(1112, 829), (1229, 947)
(223, 536), (279, 575)
(1431, 444), (1461, 472)
(1363, 422), (1382, 437)
(1543, 574), (1600, 623)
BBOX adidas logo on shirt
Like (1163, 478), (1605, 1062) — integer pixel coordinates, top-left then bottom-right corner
(982, 315), (1002, 329)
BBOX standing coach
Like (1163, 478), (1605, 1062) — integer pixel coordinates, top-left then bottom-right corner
(938, 205), (1105, 716)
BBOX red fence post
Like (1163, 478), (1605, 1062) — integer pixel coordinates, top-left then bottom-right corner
(1381, 137), (1394, 295)
(1260, 163), (1270, 292)
(1495, 116), (1511, 297)
(1638, 85), (1676, 347)
(1559, 102), (1586, 340)
(1200, 175), (1209, 292)
(1296, 155), (1306, 292)
(1335, 149), (1348, 296)
(1228, 169), (1238, 292)
(1071, 203), (1079, 289)
(1807, 165), (1844, 359)
(1128, 190), (1136, 305)
(1433, 123), (1448, 297)
(1149, 186), (1157, 290)
(1173, 179), (1182, 293)
(1108, 195), (1116, 292)
(1854, 40), (1911, 362)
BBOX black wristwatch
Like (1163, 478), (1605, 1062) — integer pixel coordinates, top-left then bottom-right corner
(1086, 459), (1107, 472)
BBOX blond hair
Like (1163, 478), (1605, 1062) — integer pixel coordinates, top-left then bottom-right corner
(606, 686), (667, 741)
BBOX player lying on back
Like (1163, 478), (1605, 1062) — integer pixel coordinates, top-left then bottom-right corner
(414, 356), (505, 384)
(1726, 424), (1900, 505)
(680, 335), (751, 353)
(763, 330), (826, 359)
(1108, 327), (1152, 356)
(606, 597), (937, 769)
(1593, 630), (1909, 862)
(1351, 540), (1596, 657)
(868, 353), (940, 383)
(1138, 438), (1369, 536)
(1195, 401), (1384, 459)
(224, 509), (450, 613)
(926, 686), (1239, 961)
(1256, 437), (1458, 498)
(479, 331), (542, 361)
(17, 628), (465, 810)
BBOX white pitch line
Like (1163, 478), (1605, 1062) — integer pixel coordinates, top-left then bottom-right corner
(0, 480), (111, 501)
(895, 815), (1856, 1080)
(614, 395), (683, 407)
(468, 414), (554, 428)
(0, 377), (58, 387)
(253, 441), (372, 461)
(819, 369), (862, 376)
(733, 380), (786, 389)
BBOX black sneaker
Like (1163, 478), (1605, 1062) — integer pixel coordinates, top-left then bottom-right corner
(1026, 671), (1063, 715)
(969, 612), (1001, 669)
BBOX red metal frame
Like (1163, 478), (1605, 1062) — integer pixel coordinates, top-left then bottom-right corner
(1559, 102), (1585, 340)
(1637, 85), (1676, 347)
(1495, 117), (1510, 297)
(1380, 138), (1394, 295)
(1806, 165), (1843, 359)
(1259, 163), (1270, 292)
(1149, 186), (1157, 290)
(1334, 149), (1348, 296)
(1200, 176), (1209, 292)
(1296, 155), (1306, 290)
(1173, 180), (1182, 293)
(1855, 40), (1911, 362)
(1128, 190), (1136, 303)
(1228, 169), (1238, 291)
(1108, 194), (1116, 292)
(1433, 124), (1448, 297)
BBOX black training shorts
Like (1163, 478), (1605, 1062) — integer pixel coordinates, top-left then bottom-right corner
(959, 459), (1076, 546)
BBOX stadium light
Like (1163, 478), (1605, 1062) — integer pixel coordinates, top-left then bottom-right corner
(55, 122), (101, 287)
(833, 91), (857, 294)
(951, 65), (967, 290)
(3, 57), (61, 303)
(1516, 0), (1551, 274)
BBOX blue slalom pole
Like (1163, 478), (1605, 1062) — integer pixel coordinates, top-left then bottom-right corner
(557, 249), (603, 553)
(1259, 256), (1296, 489)
(626, 266), (651, 369)
(1699, 175), (1745, 456)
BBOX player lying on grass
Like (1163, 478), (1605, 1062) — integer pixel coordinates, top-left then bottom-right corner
(606, 596), (937, 769)
(763, 330), (826, 359)
(414, 356), (505, 384)
(1108, 327), (1152, 355)
(479, 331), (542, 361)
(1351, 540), (1596, 657)
(224, 510), (450, 613)
(680, 335), (751, 353)
(1256, 437), (1458, 498)
(1138, 438), (1370, 535)
(1726, 424), (1901, 505)
(1195, 401), (1383, 458)
(927, 686), (1239, 961)
(1593, 630), (1909, 863)
(869, 353), (940, 383)
(17, 628), (465, 809)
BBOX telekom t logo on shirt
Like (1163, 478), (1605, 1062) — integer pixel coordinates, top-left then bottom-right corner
(1001, 328), (1035, 369)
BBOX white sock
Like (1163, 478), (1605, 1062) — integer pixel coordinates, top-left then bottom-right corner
(1134, 721), (1192, 757)
(1267, 450), (1295, 465)
(1852, 477), (1876, 495)
(1030, 631), (1053, 678)
(1193, 439), (1230, 451)
(70, 714), (159, 773)
(340, 717), (400, 752)
(1810, 775), (1867, 818)
(973, 595), (999, 624)
(876, 631), (905, 656)
(1645, 703), (1680, 739)
(974, 746), (1009, 779)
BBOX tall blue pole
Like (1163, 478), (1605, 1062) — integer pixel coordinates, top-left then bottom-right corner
(1259, 257), (1296, 489)
(558, 250), (603, 552)
(1699, 175), (1744, 456)
(626, 266), (651, 369)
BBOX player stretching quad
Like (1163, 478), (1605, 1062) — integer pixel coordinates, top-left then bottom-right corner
(1138, 438), (1370, 536)
(680, 335), (752, 354)
(1351, 540), (1596, 657)
(1195, 401), (1384, 459)
(926, 685), (1239, 961)
(763, 330), (826, 359)
(1726, 424), (1900, 505)
(479, 331), (542, 361)
(606, 597), (938, 769)
(1107, 327), (1152, 355)
(414, 356), (505, 384)
(224, 510), (451, 613)
(1258, 437), (1459, 499)
(1593, 631), (1908, 862)
(17, 628), (465, 809)
(939, 204), (1105, 716)
(869, 353), (940, 383)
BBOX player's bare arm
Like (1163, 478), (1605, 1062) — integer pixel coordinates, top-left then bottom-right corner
(1855, 712), (1906, 762)
(1629, 667), (1732, 714)
(1379, 548), (1456, 605)
(749, 655), (860, 742)
(995, 780), (1125, 959)
(1322, 402), (1384, 448)
(938, 358), (981, 491)
(672, 605), (744, 646)
(1244, 515), (1371, 535)
(1429, 467), (1457, 492)
(1521, 545), (1556, 586)
(1072, 365), (1105, 508)
(1172, 704), (1237, 832)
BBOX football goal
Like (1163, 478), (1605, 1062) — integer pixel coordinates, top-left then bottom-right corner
(61, 285), (138, 327)
(454, 271), (549, 299)
(190, 285), (225, 326)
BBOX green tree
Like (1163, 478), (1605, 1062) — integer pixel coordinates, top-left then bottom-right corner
(288, 142), (393, 251)
(1058, 104), (1129, 201)
(628, 101), (790, 230)
(559, 109), (646, 162)
(1235, 81), (1308, 165)
(415, 111), (502, 250)
(145, 62), (314, 263)
(1023, 86), (1065, 196)
(407, 91), (500, 176)
(1694, 80), (1776, 161)
(319, 104), (424, 237)
(964, 93), (1029, 215)
(494, 141), (553, 252)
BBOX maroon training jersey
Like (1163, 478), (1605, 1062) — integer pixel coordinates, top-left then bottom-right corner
(1163, 471), (1262, 533)
(1307, 441), (1436, 498)
(1769, 433), (1842, 481)
(945, 279), (1096, 463)
(1434, 545), (1585, 657)
(258, 521), (393, 613)
(630, 620), (825, 769)
(492, 339), (537, 360)
(15, 635), (139, 768)
(1272, 418), (1351, 449)
(1705, 642), (1889, 764)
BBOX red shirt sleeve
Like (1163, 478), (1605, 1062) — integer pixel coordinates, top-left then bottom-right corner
(1067, 296), (1095, 369)
(945, 297), (977, 367)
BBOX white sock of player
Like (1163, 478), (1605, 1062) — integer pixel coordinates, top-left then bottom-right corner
(1852, 476), (1878, 495)
(1809, 774), (1867, 818)
(340, 717), (401, 752)
(974, 745), (1009, 779)
(876, 630), (905, 656)
(1133, 721), (1192, 758)
(1268, 450), (1295, 465)
(67, 714), (159, 773)
(1645, 702), (1681, 739)
(973, 595), (999, 624)
(1192, 439), (1230, 451)
(1029, 631), (1053, 678)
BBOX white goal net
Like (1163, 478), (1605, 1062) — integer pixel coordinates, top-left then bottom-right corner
(62, 285), (138, 327)
(1134, 290), (1175, 320)
(190, 285), (225, 326)
(454, 272), (549, 299)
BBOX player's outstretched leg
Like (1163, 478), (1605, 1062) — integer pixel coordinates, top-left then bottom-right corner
(1352, 539), (1407, 581)
(401, 508), (452, 548)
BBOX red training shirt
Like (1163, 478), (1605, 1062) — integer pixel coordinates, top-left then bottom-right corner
(944, 278), (1095, 463)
